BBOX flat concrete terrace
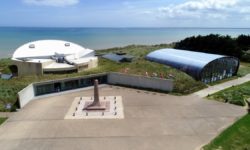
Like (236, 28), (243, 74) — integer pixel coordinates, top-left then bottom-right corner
(0, 85), (246, 150)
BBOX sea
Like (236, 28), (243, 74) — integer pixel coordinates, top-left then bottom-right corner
(0, 27), (250, 58)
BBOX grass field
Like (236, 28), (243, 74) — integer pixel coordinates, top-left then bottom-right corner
(0, 44), (206, 111)
(208, 81), (250, 106)
(203, 114), (250, 150)
(0, 117), (7, 125)
(238, 62), (250, 77)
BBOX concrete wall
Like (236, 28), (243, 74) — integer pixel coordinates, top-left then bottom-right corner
(88, 57), (98, 69)
(13, 57), (98, 76)
(18, 84), (35, 108)
(13, 61), (43, 76)
(108, 73), (173, 92)
(77, 57), (98, 72)
(18, 72), (173, 108)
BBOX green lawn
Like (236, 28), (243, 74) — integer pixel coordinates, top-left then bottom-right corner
(0, 44), (206, 111)
(203, 114), (250, 150)
(238, 62), (250, 77)
(208, 81), (250, 106)
(0, 117), (7, 125)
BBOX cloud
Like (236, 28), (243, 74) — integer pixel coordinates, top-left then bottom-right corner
(239, 6), (250, 13)
(141, 11), (153, 15)
(156, 0), (239, 19)
(23, 0), (79, 7)
(177, 0), (237, 11)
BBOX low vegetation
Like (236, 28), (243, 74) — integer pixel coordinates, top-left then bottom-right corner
(0, 44), (206, 111)
(208, 81), (250, 106)
(238, 62), (250, 77)
(203, 114), (250, 150)
(0, 117), (7, 125)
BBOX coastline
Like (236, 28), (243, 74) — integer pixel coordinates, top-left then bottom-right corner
(1, 27), (250, 59)
(0, 43), (172, 59)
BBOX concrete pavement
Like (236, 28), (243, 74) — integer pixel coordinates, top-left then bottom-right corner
(0, 112), (13, 118)
(0, 85), (246, 150)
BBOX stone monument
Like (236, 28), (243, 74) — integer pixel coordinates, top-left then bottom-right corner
(65, 79), (124, 119)
(84, 79), (106, 110)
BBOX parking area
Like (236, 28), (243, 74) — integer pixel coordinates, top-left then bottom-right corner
(0, 85), (246, 150)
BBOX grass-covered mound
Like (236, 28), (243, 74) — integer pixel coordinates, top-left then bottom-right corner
(96, 44), (206, 95)
(0, 44), (207, 111)
(203, 114), (250, 150)
(208, 81), (250, 106)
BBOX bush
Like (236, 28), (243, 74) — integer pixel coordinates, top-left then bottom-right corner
(241, 51), (250, 62)
(229, 100), (245, 106)
(236, 35), (250, 51)
(174, 34), (247, 59)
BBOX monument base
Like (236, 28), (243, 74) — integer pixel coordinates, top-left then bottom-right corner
(65, 96), (124, 119)
(84, 101), (107, 110)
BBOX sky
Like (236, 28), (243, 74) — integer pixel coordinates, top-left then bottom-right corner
(0, 0), (250, 27)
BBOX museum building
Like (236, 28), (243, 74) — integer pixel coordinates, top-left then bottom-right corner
(146, 48), (240, 83)
(12, 40), (98, 76)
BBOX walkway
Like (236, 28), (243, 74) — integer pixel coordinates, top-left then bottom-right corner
(193, 74), (250, 98)
(0, 112), (13, 118)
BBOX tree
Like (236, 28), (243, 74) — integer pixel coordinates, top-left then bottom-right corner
(236, 35), (250, 51)
(174, 34), (242, 59)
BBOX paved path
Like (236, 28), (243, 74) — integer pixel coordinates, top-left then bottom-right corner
(0, 112), (14, 118)
(0, 86), (246, 150)
(193, 74), (250, 98)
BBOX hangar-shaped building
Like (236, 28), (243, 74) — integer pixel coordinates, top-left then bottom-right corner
(146, 48), (240, 83)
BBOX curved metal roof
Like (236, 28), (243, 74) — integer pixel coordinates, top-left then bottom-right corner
(145, 48), (227, 79)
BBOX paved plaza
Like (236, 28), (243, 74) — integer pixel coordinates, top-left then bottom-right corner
(0, 85), (246, 150)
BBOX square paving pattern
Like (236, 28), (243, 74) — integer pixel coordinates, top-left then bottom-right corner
(0, 85), (246, 150)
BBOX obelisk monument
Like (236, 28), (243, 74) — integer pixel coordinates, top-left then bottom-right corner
(84, 79), (106, 110)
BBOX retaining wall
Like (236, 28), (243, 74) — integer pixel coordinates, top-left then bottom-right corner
(18, 84), (35, 108)
(18, 73), (173, 108)
(108, 73), (173, 92)
(13, 61), (43, 76)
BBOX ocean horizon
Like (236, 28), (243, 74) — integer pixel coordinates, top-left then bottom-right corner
(0, 27), (250, 58)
